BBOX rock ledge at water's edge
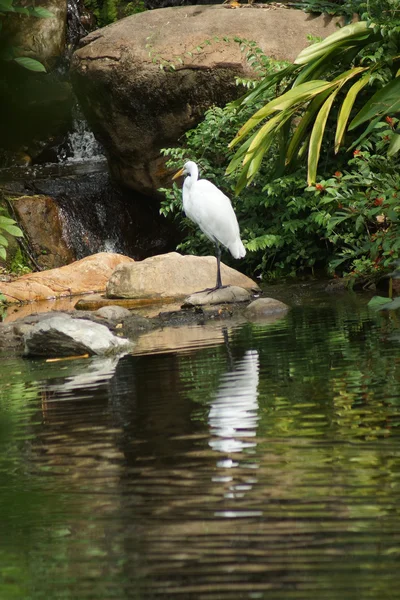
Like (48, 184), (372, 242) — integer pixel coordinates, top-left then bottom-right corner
(0, 253), (135, 304)
(0, 251), (290, 357)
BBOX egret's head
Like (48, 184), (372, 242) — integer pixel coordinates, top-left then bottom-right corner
(172, 161), (197, 180)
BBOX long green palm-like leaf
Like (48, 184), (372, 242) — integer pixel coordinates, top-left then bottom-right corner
(234, 64), (296, 108)
(225, 134), (255, 176)
(335, 72), (372, 153)
(230, 80), (335, 149)
(349, 76), (400, 129)
(229, 19), (398, 190)
(235, 110), (295, 193)
(244, 112), (288, 163)
(308, 88), (341, 185)
(286, 89), (332, 166)
(294, 21), (373, 65)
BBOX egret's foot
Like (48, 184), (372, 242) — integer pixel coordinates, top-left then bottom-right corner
(192, 285), (228, 294)
(206, 284), (228, 295)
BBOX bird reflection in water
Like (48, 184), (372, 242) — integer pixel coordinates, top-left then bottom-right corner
(208, 348), (260, 454)
(208, 336), (260, 512)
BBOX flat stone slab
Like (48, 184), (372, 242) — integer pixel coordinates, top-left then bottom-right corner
(1, 253), (134, 304)
(75, 295), (178, 311)
(183, 286), (252, 307)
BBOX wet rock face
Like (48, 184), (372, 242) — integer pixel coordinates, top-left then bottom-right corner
(2, 165), (180, 263)
(12, 195), (75, 269)
(71, 6), (341, 197)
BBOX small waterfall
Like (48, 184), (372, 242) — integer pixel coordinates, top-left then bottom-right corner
(58, 106), (105, 164)
(66, 0), (93, 61)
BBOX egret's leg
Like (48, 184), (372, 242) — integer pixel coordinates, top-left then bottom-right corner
(215, 242), (223, 289)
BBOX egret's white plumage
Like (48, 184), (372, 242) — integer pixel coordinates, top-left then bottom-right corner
(173, 161), (245, 289)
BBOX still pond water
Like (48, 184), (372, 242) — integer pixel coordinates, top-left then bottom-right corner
(1, 291), (400, 599)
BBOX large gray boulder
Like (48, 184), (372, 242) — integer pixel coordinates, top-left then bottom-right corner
(71, 6), (341, 196)
(24, 315), (133, 357)
(106, 252), (260, 298)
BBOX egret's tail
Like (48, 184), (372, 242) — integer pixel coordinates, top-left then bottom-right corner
(229, 239), (246, 259)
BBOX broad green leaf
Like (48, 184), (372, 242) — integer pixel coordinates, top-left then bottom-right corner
(349, 77), (400, 130)
(308, 88), (341, 185)
(234, 162), (253, 195)
(246, 112), (294, 184)
(0, 234), (8, 247)
(331, 65), (367, 84)
(14, 57), (46, 72)
(335, 72), (372, 153)
(388, 132), (400, 157)
(247, 135), (274, 180)
(13, 6), (29, 14)
(31, 5), (54, 15)
(0, 216), (16, 226)
(293, 46), (342, 87)
(2, 225), (23, 237)
(230, 80), (334, 148)
(247, 145), (271, 182)
(295, 21), (372, 65)
(0, 246), (6, 261)
(368, 295), (394, 309)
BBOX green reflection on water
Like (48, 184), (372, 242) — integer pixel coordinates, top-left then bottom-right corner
(0, 296), (400, 599)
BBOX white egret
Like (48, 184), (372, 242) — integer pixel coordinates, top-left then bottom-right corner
(172, 161), (246, 290)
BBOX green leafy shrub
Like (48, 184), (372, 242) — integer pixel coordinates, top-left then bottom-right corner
(229, 6), (400, 191)
(307, 122), (400, 282)
(0, 208), (23, 261)
(160, 3), (400, 285)
(160, 93), (400, 283)
(123, 0), (145, 16)
(160, 101), (333, 280)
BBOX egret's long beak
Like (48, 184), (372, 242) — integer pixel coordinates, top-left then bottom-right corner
(172, 167), (185, 181)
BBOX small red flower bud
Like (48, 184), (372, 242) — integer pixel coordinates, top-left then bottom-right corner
(334, 171), (342, 178)
(374, 197), (384, 206)
(315, 183), (324, 191)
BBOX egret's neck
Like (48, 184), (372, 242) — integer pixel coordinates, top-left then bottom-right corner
(183, 163), (199, 192)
